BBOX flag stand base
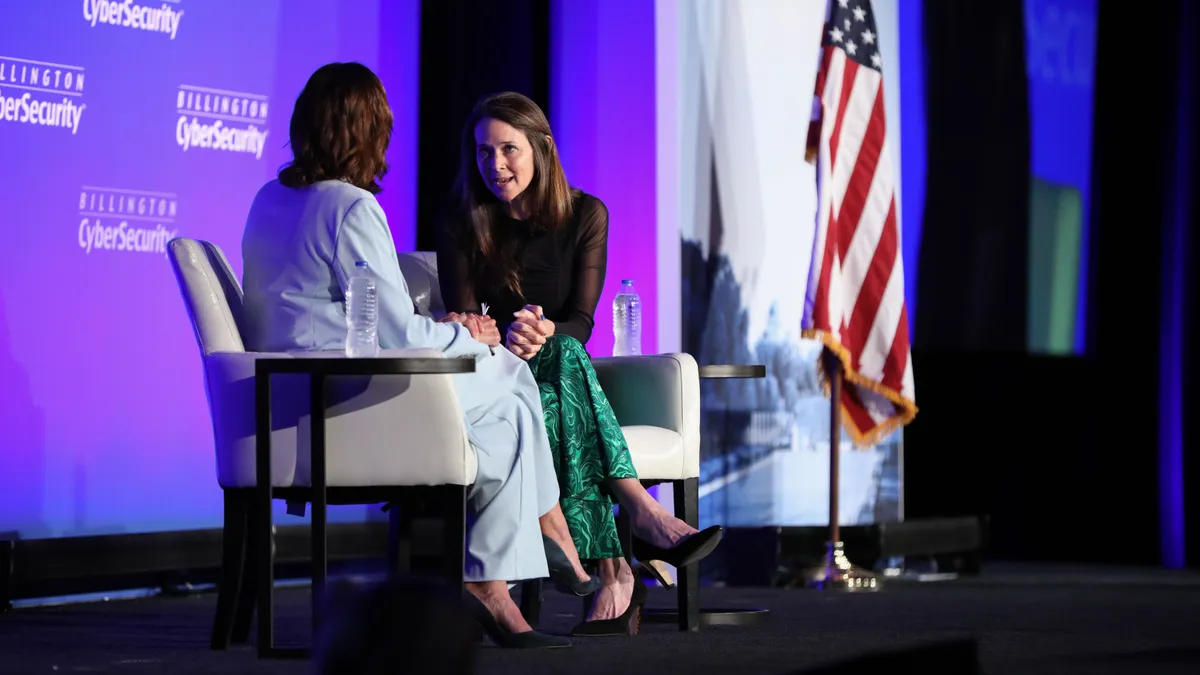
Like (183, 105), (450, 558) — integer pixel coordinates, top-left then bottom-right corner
(801, 540), (882, 591)
(806, 349), (881, 592)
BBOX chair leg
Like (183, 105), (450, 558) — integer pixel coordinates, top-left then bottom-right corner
(674, 478), (701, 632)
(442, 486), (467, 594)
(388, 504), (414, 580)
(519, 579), (543, 626)
(0, 540), (12, 614)
(211, 490), (251, 650)
(231, 497), (258, 644)
(616, 503), (634, 568)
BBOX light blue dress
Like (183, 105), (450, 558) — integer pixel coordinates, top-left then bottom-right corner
(241, 178), (557, 583)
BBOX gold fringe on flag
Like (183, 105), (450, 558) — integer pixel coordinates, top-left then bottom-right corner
(801, 328), (919, 448)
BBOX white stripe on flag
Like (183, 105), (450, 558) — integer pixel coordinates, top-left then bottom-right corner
(827, 66), (879, 220)
(841, 134), (895, 312)
(858, 253), (905, 381)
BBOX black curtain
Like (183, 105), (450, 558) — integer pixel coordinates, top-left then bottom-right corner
(908, 0), (1198, 566)
(914, 0), (1030, 353)
(1186, 0), (1200, 568)
(415, 0), (550, 252)
(903, 0), (1035, 554)
(1088, 0), (1200, 567)
(1079, 0), (1182, 565)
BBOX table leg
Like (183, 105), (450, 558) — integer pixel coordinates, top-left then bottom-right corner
(255, 370), (308, 659)
(255, 371), (276, 655)
(310, 375), (328, 640)
(639, 474), (771, 629)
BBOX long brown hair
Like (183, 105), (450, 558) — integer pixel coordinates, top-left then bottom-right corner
(450, 92), (574, 296)
(279, 62), (393, 194)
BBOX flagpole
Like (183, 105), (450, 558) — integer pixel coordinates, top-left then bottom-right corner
(827, 347), (842, 548)
(802, 347), (882, 591)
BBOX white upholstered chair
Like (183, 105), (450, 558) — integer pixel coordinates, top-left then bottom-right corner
(169, 238), (477, 656)
(398, 252), (705, 631)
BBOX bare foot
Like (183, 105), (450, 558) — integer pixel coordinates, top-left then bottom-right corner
(630, 502), (699, 550)
(586, 558), (633, 621)
(609, 478), (699, 551)
(466, 581), (532, 634)
(539, 505), (593, 584)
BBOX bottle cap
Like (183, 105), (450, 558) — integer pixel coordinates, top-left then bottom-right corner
(356, 261), (369, 268)
(622, 279), (634, 284)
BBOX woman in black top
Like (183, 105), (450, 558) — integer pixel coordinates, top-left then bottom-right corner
(436, 92), (723, 636)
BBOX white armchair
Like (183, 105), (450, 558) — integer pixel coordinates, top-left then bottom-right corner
(398, 252), (705, 631)
(169, 239), (477, 657)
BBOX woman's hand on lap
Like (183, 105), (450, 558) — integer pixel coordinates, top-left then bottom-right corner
(506, 341), (536, 360)
(506, 321), (545, 360)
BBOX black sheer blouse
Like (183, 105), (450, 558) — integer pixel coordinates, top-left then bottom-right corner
(435, 192), (609, 346)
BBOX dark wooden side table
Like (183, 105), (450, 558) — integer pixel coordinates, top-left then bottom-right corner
(642, 363), (770, 627)
(253, 354), (476, 658)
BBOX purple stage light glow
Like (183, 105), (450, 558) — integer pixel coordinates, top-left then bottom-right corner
(898, 0), (926, 335)
(550, 0), (659, 358)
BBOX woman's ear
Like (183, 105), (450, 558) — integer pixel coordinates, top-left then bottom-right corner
(545, 135), (555, 152)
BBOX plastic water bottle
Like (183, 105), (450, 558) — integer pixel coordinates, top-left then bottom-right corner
(345, 261), (379, 358)
(612, 279), (641, 356)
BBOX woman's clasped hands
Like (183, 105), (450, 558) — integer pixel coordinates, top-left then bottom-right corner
(506, 304), (555, 361)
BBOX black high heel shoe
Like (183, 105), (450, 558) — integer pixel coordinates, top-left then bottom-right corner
(462, 592), (571, 649)
(632, 525), (724, 569)
(543, 534), (604, 596)
(638, 559), (676, 588)
(571, 577), (647, 637)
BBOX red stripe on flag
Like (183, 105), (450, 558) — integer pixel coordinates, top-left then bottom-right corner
(844, 392), (876, 435)
(813, 45), (834, 104)
(827, 58), (859, 167)
(881, 304), (909, 392)
(836, 86), (887, 259)
(807, 117), (823, 159)
(811, 207), (837, 332)
(808, 46), (834, 160)
(845, 199), (898, 368)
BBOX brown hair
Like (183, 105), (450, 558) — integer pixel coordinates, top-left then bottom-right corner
(279, 62), (393, 194)
(450, 92), (575, 296)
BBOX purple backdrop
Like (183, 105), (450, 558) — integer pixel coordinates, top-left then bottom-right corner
(0, 0), (418, 539)
(551, 0), (659, 359)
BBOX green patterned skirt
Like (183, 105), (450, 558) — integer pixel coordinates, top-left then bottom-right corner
(529, 335), (638, 560)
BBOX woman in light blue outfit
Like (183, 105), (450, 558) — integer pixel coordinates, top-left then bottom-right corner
(240, 62), (592, 649)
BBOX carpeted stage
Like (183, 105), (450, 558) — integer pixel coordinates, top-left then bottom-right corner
(2, 563), (1198, 674)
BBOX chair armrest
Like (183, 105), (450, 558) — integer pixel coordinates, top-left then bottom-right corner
(204, 350), (475, 488)
(591, 353), (700, 470)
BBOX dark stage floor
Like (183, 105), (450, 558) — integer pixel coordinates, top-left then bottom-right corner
(2, 563), (1199, 674)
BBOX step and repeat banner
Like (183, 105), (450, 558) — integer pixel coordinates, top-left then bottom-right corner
(657, 0), (905, 530)
(0, 0), (418, 540)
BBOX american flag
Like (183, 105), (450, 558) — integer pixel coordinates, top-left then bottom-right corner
(803, 0), (917, 446)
